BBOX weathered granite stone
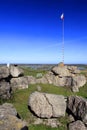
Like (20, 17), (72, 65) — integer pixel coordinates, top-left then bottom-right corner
(67, 96), (87, 125)
(36, 76), (48, 84)
(10, 65), (24, 77)
(52, 65), (70, 77)
(67, 66), (80, 74)
(11, 76), (28, 91)
(0, 81), (11, 99)
(0, 66), (9, 79)
(0, 103), (28, 130)
(34, 118), (61, 128)
(72, 75), (86, 92)
(27, 76), (36, 84)
(68, 120), (87, 130)
(28, 91), (66, 118)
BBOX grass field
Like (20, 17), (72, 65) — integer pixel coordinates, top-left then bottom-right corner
(21, 66), (48, 77)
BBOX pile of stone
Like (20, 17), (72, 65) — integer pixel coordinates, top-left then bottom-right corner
(0, 65), (28, 99)
(27, 63), (86, 92)
(45, 64), (86, 92)
(0, 103), (28, 130)
(28, 91), (87, 129)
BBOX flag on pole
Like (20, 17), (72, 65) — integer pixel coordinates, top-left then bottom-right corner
(60, 13), (64, 20)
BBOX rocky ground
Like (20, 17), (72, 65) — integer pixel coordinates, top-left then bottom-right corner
(28, 92), (87, 130)
(0, 63), (87, 130)
(27, 63), (86, 92)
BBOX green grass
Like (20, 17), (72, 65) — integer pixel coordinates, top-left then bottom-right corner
(21, 66), (47, 77)
(1, 83), (87, 130)
(76, 83), (87, 98)
(29, 124), (66, 130)
(80, 70), (87, 77)
(80, 66), (87, 76)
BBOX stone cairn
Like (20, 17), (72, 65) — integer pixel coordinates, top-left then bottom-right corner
(0, 65), (28, 100)
(27, 63), (86, 92)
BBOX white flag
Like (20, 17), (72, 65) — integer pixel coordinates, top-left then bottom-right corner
(60, 13), (64, 20)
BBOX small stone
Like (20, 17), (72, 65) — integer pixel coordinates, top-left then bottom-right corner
(36, 85), (42, 91)
(68, 120), (86, 130)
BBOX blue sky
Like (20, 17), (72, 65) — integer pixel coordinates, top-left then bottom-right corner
(0, 0), (87, 64)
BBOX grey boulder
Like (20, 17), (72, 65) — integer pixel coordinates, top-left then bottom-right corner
(72, 75), (86, 92)
(0, 81), (11, 99)
(67, 96), (87, 125)
(52, 65), (70, 77)
(11, 76), (28, 91)
(0, 66), (9, 79)
(27, 76), (37, 84)
(68, 120), (87, 130)
(67, 66), (80, 74)
(0, 103), (28, 130)
(45, 72), (72, 87)
(28, 91), (66, 118)
(10, 66), (24, 77)
(0, 103), (17, 116)
(36, 76), (48, 84)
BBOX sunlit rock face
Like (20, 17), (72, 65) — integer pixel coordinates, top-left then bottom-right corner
(28, 91), (66, 118)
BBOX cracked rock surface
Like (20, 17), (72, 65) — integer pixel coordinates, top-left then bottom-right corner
(67, 96), (87, 125)
(28, 91), (66, 118)
(0, 103), (28, 130)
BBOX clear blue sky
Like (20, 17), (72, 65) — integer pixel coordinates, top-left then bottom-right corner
(0, 0), (87, 64)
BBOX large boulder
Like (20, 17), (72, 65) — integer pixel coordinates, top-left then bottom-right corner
(0, 115), (28, 130)
(0, 103), (28, 130)
(68, 120), (87, 130)
(52, 65), (70, 77)
(67, 96), (87, 125)
(53, 76), (72, 87)
(36, 76), (48, 84)
(45, 72), (67, 86)
(0, 103), (17, 116)
(27, 76), (37, 84)
(0, 81), (11, 99)
(67, 66), (80, 74)
(45, 71), (55, 84)
(28, 91), (66, 118)
(11, 76), (28, 91)
(10, 66), (24, 78)
(72, 75), (86, 92)
(0, 66), (9, 79)
(45, 72), (72, 87)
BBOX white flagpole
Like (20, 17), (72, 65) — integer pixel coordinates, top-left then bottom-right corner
(61, 13), (64, 64)
(62, 14), (64, 64)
